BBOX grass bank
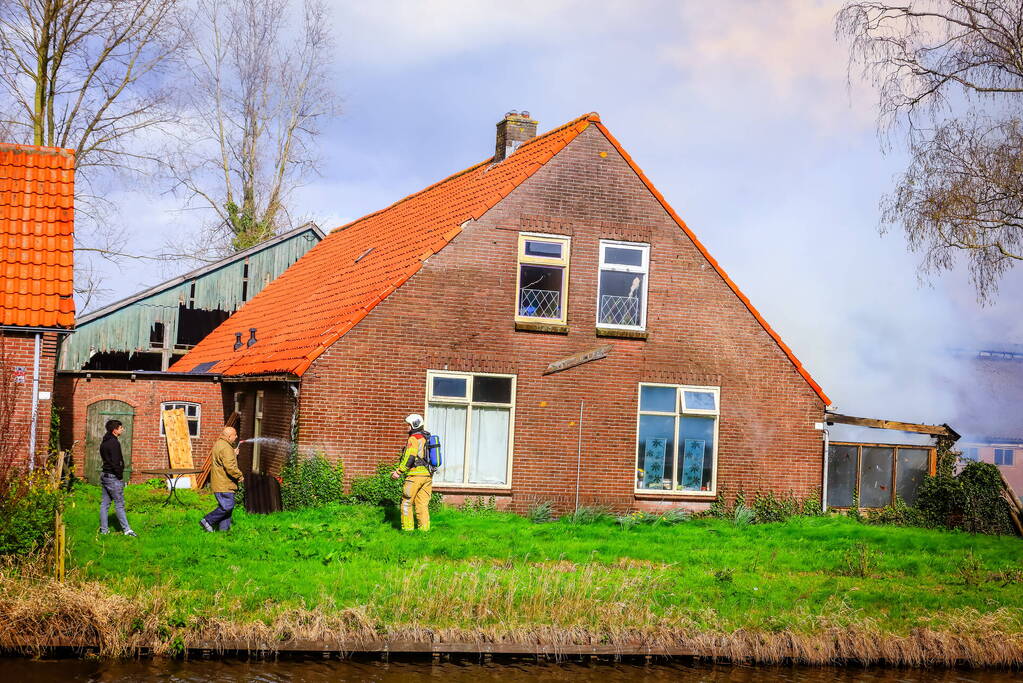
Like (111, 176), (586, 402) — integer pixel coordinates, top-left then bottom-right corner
(2, 484), (1022, 664)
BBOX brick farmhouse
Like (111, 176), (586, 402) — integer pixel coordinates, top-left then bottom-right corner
(0, 144), (75, 471)
(172, 112), (830, 512)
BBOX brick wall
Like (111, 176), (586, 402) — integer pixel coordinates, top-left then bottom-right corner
(294, 125), (825, 512)
(54, 372), (227, 482)
(0, 330), (61, 470)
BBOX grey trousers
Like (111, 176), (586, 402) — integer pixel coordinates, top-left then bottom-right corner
(203, 491), (236, 531)
(99, 472), (132, 533)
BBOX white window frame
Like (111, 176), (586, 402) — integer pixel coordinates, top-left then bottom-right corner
(634, 383), (720, 497)
(514, 232), (571, 325)
(425, 370), (517, 489)
(994, 447), (1015, 466)
(252, 390), (264, 473)
(596, 240), (650, 331)
(160, 401), (201, 438)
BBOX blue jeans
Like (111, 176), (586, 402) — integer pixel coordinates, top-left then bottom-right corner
(203, 492), (236, 531)
(99, 473), (132, 533)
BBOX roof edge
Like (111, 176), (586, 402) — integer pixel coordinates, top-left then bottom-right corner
(77, 222), (324, 325)
(592, 120), (831, 405)
(0, 142), (75, 159)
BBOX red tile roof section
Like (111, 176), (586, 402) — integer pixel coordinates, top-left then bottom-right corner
(171, 114), (596, 377)
(0, 143), (75, 328)
(172, 113), (828, 405)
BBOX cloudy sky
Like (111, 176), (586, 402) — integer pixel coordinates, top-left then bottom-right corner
(108, 0), (1021, 425)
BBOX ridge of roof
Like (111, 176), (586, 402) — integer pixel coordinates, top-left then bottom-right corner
(77, 222), (324, 325)
(327, 112), (601, 237)
(589, 119), (829, 405)
(0, 142), (75, 159)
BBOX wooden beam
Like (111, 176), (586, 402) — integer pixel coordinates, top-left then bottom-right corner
(543, 344), (612, 376)
(825, 412), (958, 438)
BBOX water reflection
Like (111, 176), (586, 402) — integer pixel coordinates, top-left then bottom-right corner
(0, 658), (1014, 682)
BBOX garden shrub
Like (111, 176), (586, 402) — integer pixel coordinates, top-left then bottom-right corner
(865, 496), (925, 527)
(561, 506), (612, 524)
(280, 451), (345, 510)
(527, 500), (554, 524)
(0, 471), (64, 556)
(460, 496), (497, 515)
(732, 503), (755, 527)
(616, 508), (691, 529)
(349, 463), (441, 510)
(708, 490), (822, 524)
(915, 461), (1014, 535)
(751, 492), (798, 523)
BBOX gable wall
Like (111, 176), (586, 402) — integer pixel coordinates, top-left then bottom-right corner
(297, 126), (825, 511)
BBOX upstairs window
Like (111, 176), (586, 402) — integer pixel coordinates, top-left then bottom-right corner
(597, 241), (649, 330)
(995, 448), (1015, 466)
(160, 402), (200, 437)
(516, 234), (570, 325)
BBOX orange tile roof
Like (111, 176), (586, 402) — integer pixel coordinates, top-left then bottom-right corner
(0, 143), (75, 329)
(172, 113), (828, 404)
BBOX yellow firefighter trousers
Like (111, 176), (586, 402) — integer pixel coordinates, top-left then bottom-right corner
(401, 475), (432, 531)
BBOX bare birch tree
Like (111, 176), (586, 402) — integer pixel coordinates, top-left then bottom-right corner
(837, 1), (1023, 301)
(169, 0), (336, 252)
(0, 0), (184, 300)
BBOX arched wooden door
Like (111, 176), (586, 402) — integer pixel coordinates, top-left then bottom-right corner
(84, 400), (135, 482)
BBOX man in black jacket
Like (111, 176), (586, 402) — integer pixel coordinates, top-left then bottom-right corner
(99, 419), (136, 536)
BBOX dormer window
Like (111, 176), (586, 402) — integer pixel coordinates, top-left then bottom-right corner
(597, 240), (649, 330)
(515, 233), (570, 325)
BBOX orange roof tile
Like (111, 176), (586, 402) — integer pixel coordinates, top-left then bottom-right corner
(0, 143), (75, 329)
(172, 114), (827, 404)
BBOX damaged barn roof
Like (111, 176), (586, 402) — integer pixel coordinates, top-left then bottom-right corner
(169, 113), (829, 404)
(0, 143), (74, 329)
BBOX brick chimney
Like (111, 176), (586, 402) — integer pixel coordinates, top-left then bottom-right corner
(494, 110), (537, 162)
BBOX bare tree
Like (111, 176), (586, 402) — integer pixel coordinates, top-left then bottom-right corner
(0, 0), (184, 301)
(837, 1), (1023, 301)
(169, 0), (337, 252)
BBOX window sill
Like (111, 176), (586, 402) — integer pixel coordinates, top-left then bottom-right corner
(514, 320), (568, 335)
(433, 484), (512, 495)
(634, 490), (716, 501)
(596, 327), (647, 340)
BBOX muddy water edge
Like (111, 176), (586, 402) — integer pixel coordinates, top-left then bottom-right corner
(1, 657), (1019, 682)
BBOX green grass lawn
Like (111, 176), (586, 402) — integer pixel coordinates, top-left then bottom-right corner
(59, 482), (1023, 639)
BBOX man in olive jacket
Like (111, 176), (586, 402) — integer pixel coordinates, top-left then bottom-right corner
(200, 426), (244, 532)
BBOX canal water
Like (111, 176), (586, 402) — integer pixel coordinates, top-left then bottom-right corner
(1, 658), (1018, 682)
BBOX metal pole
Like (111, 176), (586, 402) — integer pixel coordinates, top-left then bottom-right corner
(28, 332), (41, 471)
(574, 400), (584, 512)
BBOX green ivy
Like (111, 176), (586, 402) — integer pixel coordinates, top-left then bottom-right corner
(279, 451), (345, 511)
(914, 461), (1014, 535)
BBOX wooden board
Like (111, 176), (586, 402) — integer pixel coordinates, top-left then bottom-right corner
(162, 408), (194, 487)
(544, 345), (613, 376)
(825, 412), (958, 438)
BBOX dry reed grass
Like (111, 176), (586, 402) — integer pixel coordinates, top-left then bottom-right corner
(2, 557), (1022, 665)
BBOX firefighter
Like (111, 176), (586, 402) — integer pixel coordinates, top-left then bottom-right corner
(390, 413), (432, 531)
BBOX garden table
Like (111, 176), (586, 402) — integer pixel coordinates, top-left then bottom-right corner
(139, 468), (204, 507)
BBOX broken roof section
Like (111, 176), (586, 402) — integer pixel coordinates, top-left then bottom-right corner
(59, 223), (323, 370)
(170, 113), (829, 403)
(0, 143), (75, 329)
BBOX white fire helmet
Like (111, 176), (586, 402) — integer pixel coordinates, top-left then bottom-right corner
(405, 413), (424, 430)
